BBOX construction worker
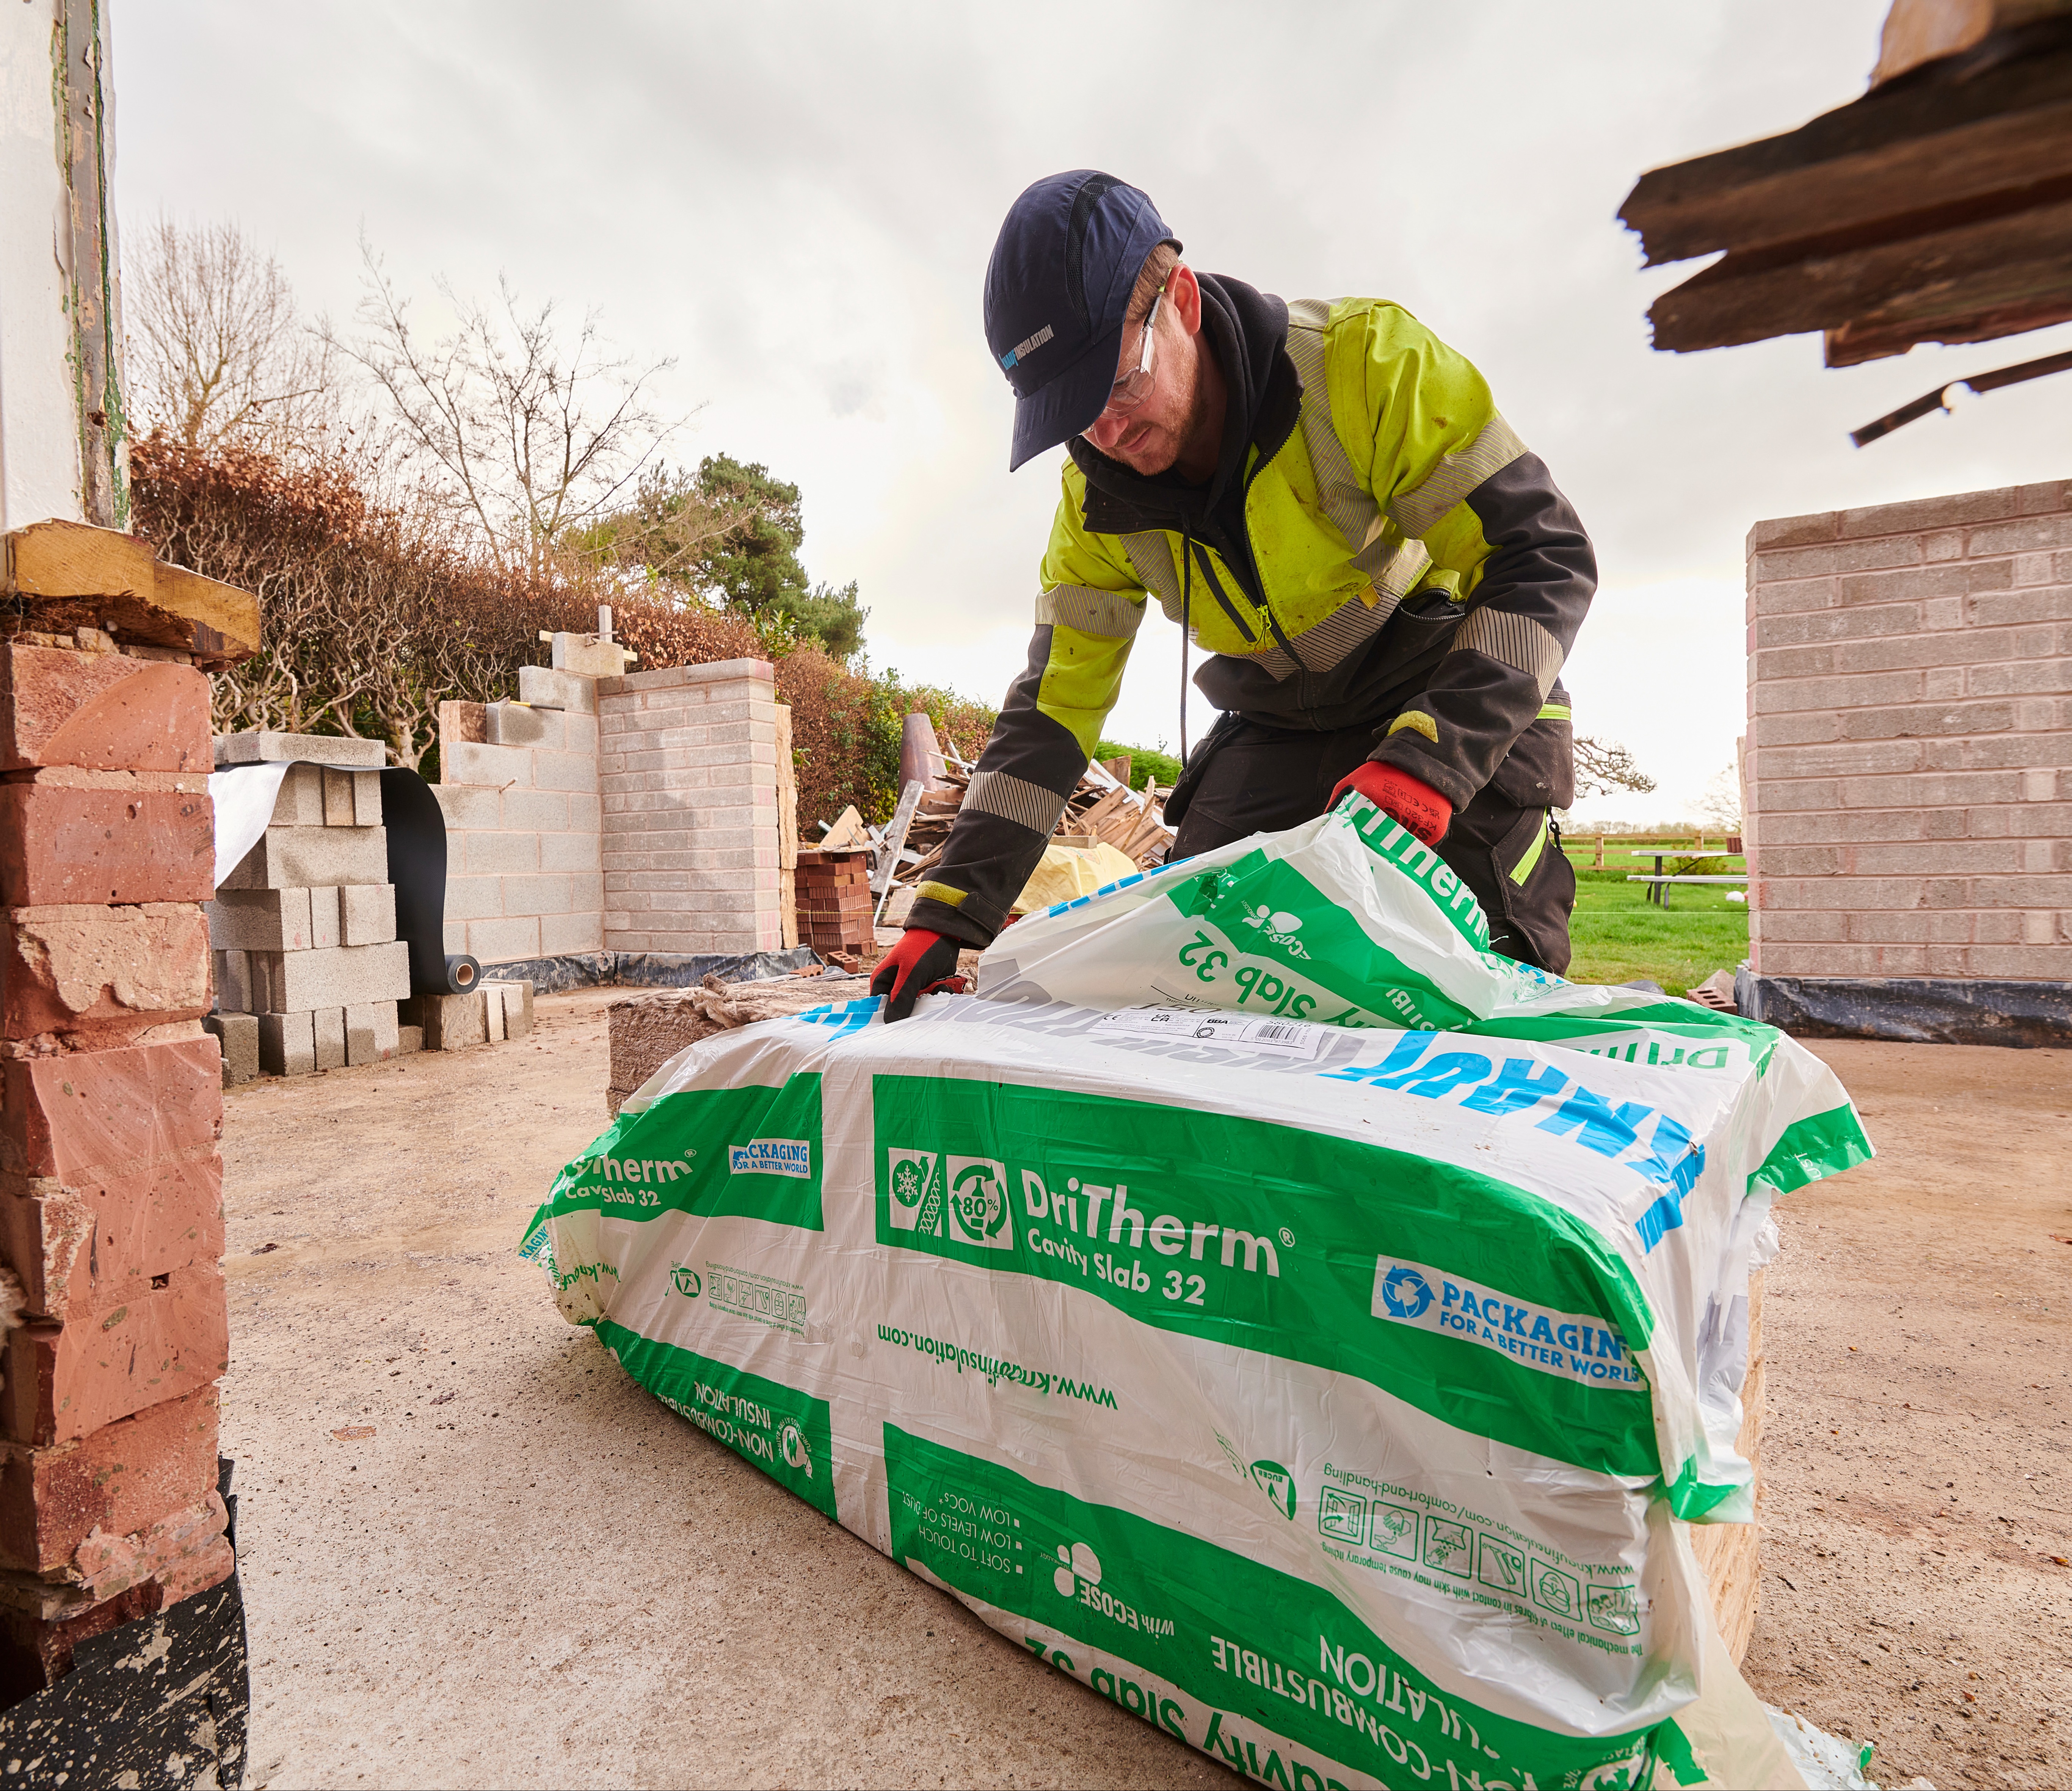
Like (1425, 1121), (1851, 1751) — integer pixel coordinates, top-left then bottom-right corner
(874, 170), (1592, 1021)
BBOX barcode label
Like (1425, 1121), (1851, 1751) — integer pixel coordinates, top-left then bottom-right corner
(1090, 1008), (1328, 1061)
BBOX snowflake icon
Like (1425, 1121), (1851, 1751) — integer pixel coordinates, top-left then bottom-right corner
(892, 1159), (927, 1208)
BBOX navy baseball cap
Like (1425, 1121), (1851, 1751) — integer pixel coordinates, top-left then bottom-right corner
(985, 171), (1180, 471)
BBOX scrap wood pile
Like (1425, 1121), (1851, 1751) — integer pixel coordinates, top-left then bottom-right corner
(886, 755), (1176, 888)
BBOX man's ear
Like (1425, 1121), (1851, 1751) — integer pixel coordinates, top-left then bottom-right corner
(1168, 262), (1204, 336)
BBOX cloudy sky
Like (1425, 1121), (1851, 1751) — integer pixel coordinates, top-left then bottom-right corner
(113, 0), (2072, 821)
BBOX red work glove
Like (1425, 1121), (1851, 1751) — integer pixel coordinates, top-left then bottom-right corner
(870, 928), (966, 1023)
(1330, 760), (1452, 845)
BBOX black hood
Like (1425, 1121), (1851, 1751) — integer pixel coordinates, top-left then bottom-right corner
(1069, 273), (1299, 542)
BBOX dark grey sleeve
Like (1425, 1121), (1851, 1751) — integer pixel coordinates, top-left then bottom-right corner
(1368, 452), (1595, 810)
(903, 625), (1090, 948)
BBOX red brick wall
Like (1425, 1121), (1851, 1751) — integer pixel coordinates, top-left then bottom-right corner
(1745, 479), (2072, 981)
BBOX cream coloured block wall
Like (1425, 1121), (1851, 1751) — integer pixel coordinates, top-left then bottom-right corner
(596, 658), (786, 957)
(1745, 479), (2072, 981)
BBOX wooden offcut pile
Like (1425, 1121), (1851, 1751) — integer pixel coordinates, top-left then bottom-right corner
(889, 758), (1175, 888)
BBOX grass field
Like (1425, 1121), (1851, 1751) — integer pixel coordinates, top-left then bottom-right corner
(1559, 853), (1748, 997)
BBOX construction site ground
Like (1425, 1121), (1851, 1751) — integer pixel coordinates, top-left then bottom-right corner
(218, 992), (2070, 1791)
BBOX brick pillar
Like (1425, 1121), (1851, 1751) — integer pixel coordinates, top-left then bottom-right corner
(598, 659), (786, 956)
(0, 634), (234, 1697)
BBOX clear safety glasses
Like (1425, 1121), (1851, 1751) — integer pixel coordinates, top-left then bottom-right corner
(1101, 284), (1167, 418)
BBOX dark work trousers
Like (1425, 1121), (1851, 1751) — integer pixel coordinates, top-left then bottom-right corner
(1166, 711), (1579, 974)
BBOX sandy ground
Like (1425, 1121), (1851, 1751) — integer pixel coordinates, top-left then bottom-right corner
(214, 996), (2070, 1790)
(1739, 1038), (2071, 1791)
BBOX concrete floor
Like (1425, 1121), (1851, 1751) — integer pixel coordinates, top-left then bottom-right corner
(221, 991), (1233, 1790)
(216, 995), (2069, 1789)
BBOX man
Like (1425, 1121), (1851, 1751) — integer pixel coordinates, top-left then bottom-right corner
(873, 170), (1592, 1021)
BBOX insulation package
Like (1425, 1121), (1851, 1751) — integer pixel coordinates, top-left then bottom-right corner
(523, 795), (1871, 1789)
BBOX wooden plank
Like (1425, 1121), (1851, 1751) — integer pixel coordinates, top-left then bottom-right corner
(150, 561), (262, 665)
(1873, 0), (2072, 88)
(820, 805), (871, 851)
(1827, 289), (2072, 362)
(5, 519), (156, 600)
(1619, 47), (2072, 265)
(872, 780), (924, 901)
(1647, 192), (2072, 352)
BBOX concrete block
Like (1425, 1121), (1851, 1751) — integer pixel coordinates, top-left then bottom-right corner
(431, 784), (499, 831)
(463, 831), (538, 876)
(0, 1384), (220, 1576)
(487, 702), (566, 750)
(483, 981), (506, 1042)
(500, 788), (569, 833)
(214, 949), (251, 1014)
(354, 770), (382, 826)
(442, 876), (503, 923)
(270, 764), (326, 827)
(539, 911), (603, 955)
(443, 741), (534, 788)
(322, 767), (356, 826)
(0, 647), (212, 773)
(214, 731), (384, 768)
(541, 830), (601, 873)
(313, 1006), (347, 1071)
(344, 999), (398, 1065)
(397, 1024), (424, 1056)
(439, 701), (487, 751)
(0, 904), (212, 1043)
(519, 664), (598, 715)
(562, 711), (600, 755)
(549, 633), (634, 677)
(309, 886), (341, 950)
(204, 1012), (259, 1086)
(482, 980), (533, 1040)
(403, 990), (486, 1050)
(209, 888), (312, 954)
(504, 873), (574, 916)
(464, 915), (539, 964)
(248, 941), (411, 1013)
(340, 882), (397, 946)
(532, 749), (599, 793)
(220, 824), (389, 892)
(258, 1010), (315, 1076)
(0, 783), (213, 907)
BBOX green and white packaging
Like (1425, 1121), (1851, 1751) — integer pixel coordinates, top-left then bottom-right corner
(524, 796), (1869, 1790)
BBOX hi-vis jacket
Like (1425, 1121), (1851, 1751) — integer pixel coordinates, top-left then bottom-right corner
(909, 281), (1596, 948)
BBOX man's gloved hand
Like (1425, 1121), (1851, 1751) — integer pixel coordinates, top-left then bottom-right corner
(870, 928), (966, 1023)
(1330, 760), (1452, 845)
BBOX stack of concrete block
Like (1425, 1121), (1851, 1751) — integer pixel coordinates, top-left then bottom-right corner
(598, 658), (788, 956)
(0, 602), (237, 1697)
(402, 978), (534, 1051)
(433, 663), (605, 966)
(207, 734), (411, 1081)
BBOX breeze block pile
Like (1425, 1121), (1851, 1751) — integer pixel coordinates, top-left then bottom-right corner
(0, 519), (252, 1700)
(527, 793), (1876, 1789)
(208, 733), (409, 1078)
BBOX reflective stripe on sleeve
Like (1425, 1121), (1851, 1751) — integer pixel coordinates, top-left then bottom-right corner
(1537, 703), (1572, 721)
(963, 769), (1070, 836)
(1452, 607), (1565, 697)
(1036, 583), (1146, 639)
(1388, 414), (1528, 541)
(914, 881), (969, 909)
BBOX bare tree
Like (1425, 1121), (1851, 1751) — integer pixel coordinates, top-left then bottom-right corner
(125, 217), (336, 452)
(1575, 735), (1656, 797)
(327, 244), (681, 573)
(1698, 761), (1742, 830)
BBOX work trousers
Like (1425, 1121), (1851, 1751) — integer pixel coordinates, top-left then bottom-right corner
(1165, 713), (1578, 975)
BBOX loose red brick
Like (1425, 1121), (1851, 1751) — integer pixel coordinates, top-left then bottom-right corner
(0, 1037), (222, 1180)
(0, 647), (211, 773)
(0, 902), (212, 1044)
(0, 1383), (218, 1573)
(0, 1149), (223, 1319)
(2, 1264), (229, 1445)
(0, 782), (213, 906)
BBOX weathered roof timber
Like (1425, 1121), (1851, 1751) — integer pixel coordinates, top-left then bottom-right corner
(1619, 18), (2072, 367)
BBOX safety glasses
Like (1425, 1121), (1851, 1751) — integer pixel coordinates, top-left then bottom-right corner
(1101, 283), (1167, 418)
